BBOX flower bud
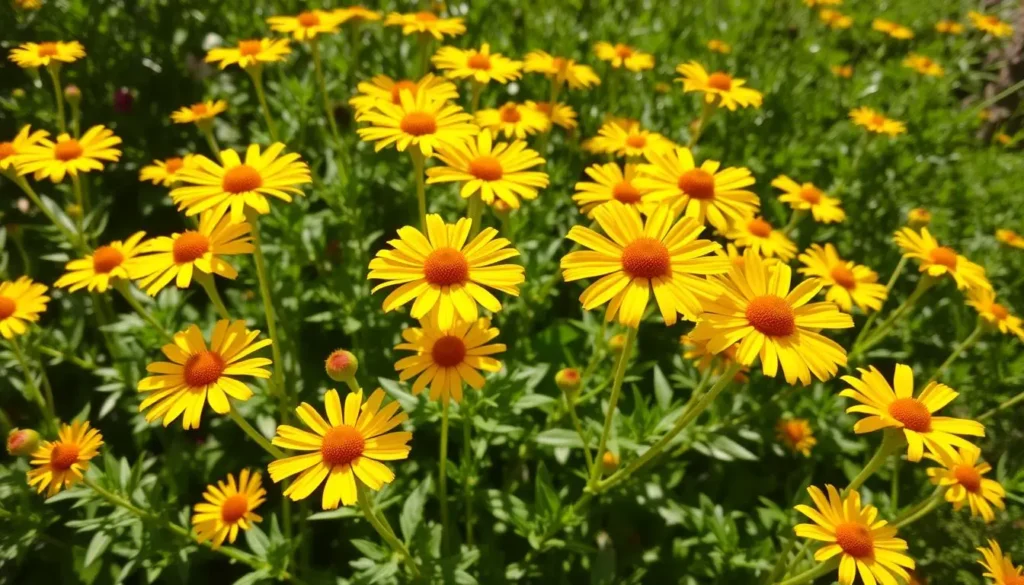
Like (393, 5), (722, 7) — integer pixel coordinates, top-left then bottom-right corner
(908, 208), (930, 228)
(64, 84), (82, 107)
(7, 428), (41, 456)
(66, 203), (82, 218)
(325, 349), (358, 382)
(554, 367), (581, 396)
(12, 88), (26, 99)
(608, 333), (628, 354)
(601, 450), (619, 473)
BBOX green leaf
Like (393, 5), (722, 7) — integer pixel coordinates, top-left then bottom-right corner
(400, 476), (431, 542)
(84, 531), (111, 567)
(653, 365), (673, 411)
(535, 429), (586, 449)
(245, 524), (269, 557)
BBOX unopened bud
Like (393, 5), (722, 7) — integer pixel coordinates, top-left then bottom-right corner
(555, 367), (581, 396)
(7, 428), (41, 456)
(601, 451), (619, 473)
(325, 349), (359, 382)
(64, 84), (82, 107)
(12, 88), (26, 99)
(908, 208), (930, 228)
(66, 203), (82, 218)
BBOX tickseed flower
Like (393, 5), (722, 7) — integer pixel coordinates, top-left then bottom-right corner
(432, 43), (523, 85)
(794, 485), (915, 585)
(0, 277), (49, 339)
(680, 334), (748, 381)
(13, 126), (122, 183)
(894, 227), (992, 291)
(840, 364), (985, 462)
(978, 540), (1023, 585)
(996, 132), (1013, 146)
(873, 18), (915, 39)
(171, 100), (228, 125)
(903, 54), (944, 77)
(525, 100), (577, 130)
(0, 125), (48, 173)
(349, 74), (459, 116)
(192, 470), (266, 548)
(777, 418), (816, 456)
(849, 107), (906, 136)
(55, 232), (146, 293)
(384, 10), (466, 39)
(476, 102), (549, 140)
(819, 9), (853, 29)
(968, 11), (1014, 38)
(691, 250), (854, 385)
(995, 229), (1024, 249)
(908, 208), (931, 228)
(357, 88), (478, 157)
(268, 388), (412, 509)
(334, 6), (382, 23)
(803, 0), (842, 5)
(426, 130), (548, 210)
(927, 445), (1005, 523)
(139, 155), (196, 187)
(170, 143), (312, 225)
(205, 38), (291, 70)
(394, 312), (505, 403)
(967, 289), (1024, 340)
(587, 120), (674, 159)
(721, 242), (780, 271)
(675, 61), (763, 110)
(14, 0), (43, 9)
(523, 50), (600, 90)
(798, 244), (887, 313)
(266, 10), (344, 41)
(935, 20), (964, 34)
(368, 214), (525, 329)
(129, 213), (254, 296)
(593, 42), (654, 71)
(573, 162), (655, 217)
(636, 146), (758, 232)
(725, 217), (797, 261)
(8, 41), (85, 68)
(831, 64), (853, 78)
(137, 320), (272, 429)
(560, 202), (729, 328)
(707, 39), (731, 54)
(772, 175), (845, 224)
(26, 421), (103, 496)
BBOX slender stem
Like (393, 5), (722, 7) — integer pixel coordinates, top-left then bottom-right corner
(70, 103), (81, 138)
(469, 80), (482, 113)
(228, 407), (284, 458)
(198, 123), (222, 162)
(781, 209), (806, 236)
(850, 275), (933, 360)
(37, 344), (95, 370)
(418, 34), (431, 76)
(764, 536), (797, 585)
(46, 65), (66, 133)
(246, 66), (279, 141)
(357, 484), (421, 576)
(846, 429), (904, 493)
(411, 149), (427, 230)
(980, 388), (1024, 421)
(853, 256), (907, 349)
(466, 193), (483, 238)
(245, 208), (288, 418)
(310, 39), (341, 142)
(195, 271), (231, 320)
(566, 392), (595, 473)
(688, 99), (716, 147)
(113, 282), (174, 341)
(890, 456), (900, 510)
(70, 174), (85, 232)
(439, 397), (451, 556)
(893, 487), (947, 529)
(774, 557), (839, 585)
(927, 320), (984, 384)
(461, 400), (475, 546)
(587, 326), (637, 490)
(7, 173), (83, 250)
(9, 337), (54, 427)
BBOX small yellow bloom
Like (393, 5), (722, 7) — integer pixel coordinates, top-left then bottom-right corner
(803, 0), (842, 6)
(139, 155), (197, 187)
(706, 39), (731, 54)
(476, 102), (549, 140)
(967, 289), (1024, 340)
(873, 18), (914, 39)
(894, 227), (992, 291)
(776, 419), (816, 456)
(14, 0), (44, 10)
(831, 64), (853, 78)
(523, 50), (600, 90)
(349, 73), (459, 117)
(524, 100), (577, 130)
(680, 334), (748, 381)
(725, 217), (797, 261)
(334, 6), (382, 23)
(587, 120), (674, 160)
(968, 11), (1014, 38)
(573, 162), (655, 217)
(0, 277), (50, 339)
(977, 540), (1023, 585)
(908, 208), (931, 228)
(935, 20), (964, 35)
(772, 175), (845, 224)
(995, 228), (1024, 249)
(13, 125), (122, 183)
(675, 61), (763, 110)
(384, 10), (465, 39)
(27, 420), (103, 496)
(798, 244), (887, 313)
(358, 88), (478, 157)
(995, 132), (1013, 146)
(819, 9), (853, 29)
(55, 232), (147, 293)
(927, 445), (1005, 523)
(433, 43), (522, 85)
(8, 41), (85, 68)
(0, 125), (48, 173)
(192, 470), (266, 548)
(849, 107), (906, 136)
(266, 10), (344, 41)
(205, 38), (291, 70)
(171, 100), (228, 125)
(593, 42), (654, 71)
(903, 54), (945, 77)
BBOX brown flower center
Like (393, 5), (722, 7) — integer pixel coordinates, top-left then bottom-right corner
(929, 246), (958, 270)
(297, 11), (321, 27)
(799, 186), (822, 204)
(747, 218), (773, 238)
(92, 246), (125, 274)
(190, 103), (209, 116)
(707, 72), (733, 91)
(423, 247), (469, 286)
(0, 142), (15, 160)
(467, 53), (491, 70)
(238, 40), (263, 56)
(625, 134), (647, 149)
(389, 80), (418, 104)
(469, 156), (503, 181)
(222, 164), (263, 193)
(621, 237), (671, 279)
(54, 139), (83, 161)
(164, 157), (185, 175)
(746, 295), (796, 337)
(990, 303), (1009, 321)
(400, 111), (437, 136)
(0, 296), (15, 319)
(830, 265), (857, 289)
(414, 11), (438, 22)
(953, 464), (982, 493)
(37, 42), (59, 57)
(320, 425), (365, 466)
(677, 168), (715, 200)
(834, 522), (874, 559)
(612, 181), (642, 204)
(220, 493), (250, 523)
(432, 335), (467, 367)
(888, 397), (932, 432)
(499, 104), (521, 123)
(183, 350), (225, 387)
(50, 443), (80, 470)
(614, 44), (633, 58)
(172, 231), (211, 264)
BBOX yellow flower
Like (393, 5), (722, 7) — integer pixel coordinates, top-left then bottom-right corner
(903, 54), (944, 77)
(803, 0), (842, 5)
(680, 334), (748, 381)
(192, 470), (266, 548)
(0, 125), (48, 173)
(894, 227), (992, 291)
(968, 11), (1014, 38)
(776, 419), (816, 456)
(772, 175), (845, 223)
(636, 146), (759, 231)
(831, 64), (853, 78)
(268, 388), (412, 509)
(523, 50), (600, 90)
(794, 485), (915, 585)
(357, 88), (478, 157)
(170, 143), (312, 225)
(978, 540), (1023, 585)
(14, 0), (43, 9)
(432, 43), (523, 84)
(475, 102), (549, 140)
(675, 61), (763, 111)
(587, 120), (674, 159)
(129, 213), (254, 296)
(935, 20), (964, 35)
(593, 42), (655, 71)
(426, 130), (548, 210)
(967, 289), (1024, 340)
(995, 132), (1012, 146)
(394, 312), (505, 403)
(525, 100), (577, 130)
(849, 107), (906, 136)
(995, 228), (1024, 249)
(0, 277), (49, 339)
(873, 18), (914, 39)
(819, 9), (853, 29)
(368, 215), (524, 329)
(171, 100), (228, 125)
(137, 320), (272, 429)
(840, 364), (985, 462)
(8, 41), (85, 68)
(349, 73), (459, 117)
(27, 420), (103, 496)
(13, 125), (122, 183)
(139, 155), (196, 187)
(54, 232), (147, 293)
(205, 38), (291, 70)
(560, 203), (729, 328)
(926, 445), (1005, 523)
(798, 244), (887, 313)
(725, 217), (797, 261)
(266, 10), (344, 41)
(384, 10), (465, 39)
(334, 6), (382, 23)
(706, 39), (732, 54)
(690, 250), (854, 385)
(908, 208), (931, 228)
(573, 162), (655, 217)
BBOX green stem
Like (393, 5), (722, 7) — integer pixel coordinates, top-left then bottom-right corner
(9, 337), (54, 428)
(357, 484), (421, 577)
(688, 99), (716, 147)
(37, 344), (95, 370)
(310, 39), (341, 142)
(7, 173), (83, 250)
(466, 193), (483, 237)
(846, 428), (904, 493)
(46, 64), (66, 134)
(418, 34), (431, 76)
(461, 400), (475, 546)
(195, 271), (231, 320)
(774, 557), (839, 585)
(850, 275), (934, 360)
(113, 282), (174, 341)
(411, 149), (427, 230)
(469, 80), (482, 113)
(228, 407), (284, 458)
(892, 486), (946, 527)
(927, 320), (984, 384)
(198, 123), (222, 162)
(246, 66), (279, 141)
(764, 537), (798, 585)
(70, 103), (81, 138)
(244, 208), (288, 420)
(439, 397), (451, 555)
(979, 388), (1024, 421)
(566, 392), (595, 473)
(587, 326), (636, 491)
(781, 209), (806, 236)
(71, 174), (85, 233)
(853, 256), (907, 349)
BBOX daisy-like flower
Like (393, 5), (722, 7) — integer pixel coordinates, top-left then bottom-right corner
(349, 74), (459, 117)
(192, 470), (266, 548)
(798, 244), (887, 313)
(777, 418), (816, 456)
(840, 364), (985, 461)
(680, 334), (748, 381)
(968, 11), (1014, 38)
(0, 277), (49, 340)
(8, 41), (85, 69)
(636, 146), (758, 231)
(726, 217), (797, 261)
(357, 88), (477, 157)
(368, 215), (525, 329)
(54, 232), (146, 293)
(139, 155), (196, 187)
(894, 227), (992, 291)
(794, 485), (915, 585)
(384, 10), (465, 39)
(690, 250), (854, 385)
(137, 320), (272, 429)
(171, 100), (228, 125)
(908, 208), (931, 228)
(903, 54), (944, 77)
(707, 39), (732, 54)
(873, 19), (915, 39)
(0, 126), (48, 173)
(831, 64), (854, 78)
(803, 0), (842, 5)
(995, 228), (1024, 249)
(266, 10), (344, 41)
(26, 421), (103, 496)
(593, 42), (654, 71)
(772, 175), (845, 224)
(978, 540), (1023, 585)
(426, 130), (548, 210)
(205, 38), (291, 70)
(475, 102), (549, 140)
(587, 120), (674, 160)
(268, 388), (412, 509)
(334, 6), (382, 23)
(523, 50), (600, 90)
(675, 61), (762, 111)
(561, 202), (730, 328)
(721, 242), (780, 271)
(819, 9), (853, 29)
(927, 445), (1005, 523)
(967, 289), (1024, 340)
(394, 312), (505, 403)
(432, 43), (523, 85)
(849, 107), (906, 136)
(996, 132), (1013, 146)
(525, 100), (578, 130)
(935, 20), (964, 34)
(573, 162), (655, 216)
(13, 126), (121, 183)
(170, 143), (312, 225)
(129, 213), (254, 296)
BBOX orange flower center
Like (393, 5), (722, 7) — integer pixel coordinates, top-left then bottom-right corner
(799, 186), (822, 204)
(320, 424), (365, 466)
(54, 139), (84, 161)
(953, 464), (982, 493)
(621, 237), (671, 279)
(415, 11), (438, 22)
(423, 247), (469, 286)
(172, 231), (211, 264)
(746, 295), (796, 337)
(1006, 577), (1024, 585)
(929, 246), (958, 270)
(870, 114), (887, 127)
(614, 44), (633, 58)
(888, 397), (932, 432)
(784, 422), (806, 443)
(612, 181), (642, 204)
(238, 40), (263, 56)
(533, 102), (553, 116)
(834, 522), (874, 559)
(222, 164), (263, 193)
(190, 103), (209, 115)
(707, 72), (733, 91)
(92, 246), (124, 274)
(220, 493), (250, 523)
(432, 334), (467, 367)
(0, 296), (15, 319)
(625, 134), (647, 149)
(468, 53), (491, 70)
(469, 156), (503, 181)
(830, 265), (858, 289)
(164, 157), (185, 175)
(400, 111), (438, 136)
(183, 350), (226, 387)
(990, 303), (1009, 321)
(390, 80), (418, 104)
(551, 57), (567, 71)
(50, 443), (80, 470)
(747, 218), (773, 238)
(677, 168), (715, 200)
(37, 42), (59, 57)
(499, 104), (521, 123)
(0, 142), (14, 160)
(297, 11), (321, 27)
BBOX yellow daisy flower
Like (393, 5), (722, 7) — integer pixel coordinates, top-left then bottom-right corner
(908, 208), (931, 228)
(707, 39), (732, 54)
(840, 364), (985, 462)
(14, 0), (43, 9)
(523, 50), (600, 90)
(849, 107), (906, 136)
(894, 227), (992, 291)
(54, 232), (146, 293)
(192, 470), (266, 549)
(593, 42), (655, 71)
(137, 320), (272, 430)
(266, 10), (344, 41)
(432, 43), (523, 85)
(384, 10), (465, 39)
(873, 19), (915, 39)
(725, 217), (797, 261)
(334, 6), (382, 23)
(819, 9), (853, 29)
(968, 11), (1014, 37)
(0, 125), (48, 173)
(675, 61), (763, 110)
(995, 228), (1024, 248)
(803, 0), (842, 5)
(798, 244), (887, 313)
(139, 155), (196, 187)
(794, 485), (915, 585)
(680, 334), (749, 381)
(27, 420), (103, 496)
(475, 102), (549, 140)
(560, 202), (730, 328)
(587, 120), (674, 159)
(357, 88), (478, 157)
(903, 54), (944, 77)
(13, 125), (122, 183)
(525, 100), (578, 130)
(772, 175), (845, 224)
(8, 41), (85, 68)
(205, 38), (291, 70)
(268, 388), (412, 509)
(170, 143), (312, 225)
(935, 20), (964, 35)
(573, 162), (655, 217)
(367, 214), (525, 329)
(978, 540), (1023, 585)
(0, 277), (49, 340)
(720, 242), (780, 271)
(996, 132), (1013, 146)
(927, 445), (1005, 523)
(777, 418), (816, 456)
(967, 289), (1024, 340)
(831, 64), (854, 78)
(171, 100), (228, 125)
(690, 250), (854, 385)
(349, 73), (459, 117)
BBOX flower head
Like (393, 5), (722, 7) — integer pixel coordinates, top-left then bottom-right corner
(675, 61), (762, 110)
(819, 9), (853, 29)
(935, 20), (964, 34)
(55, 232), (146, 293)
(139, 154), (197, 187)
(995, 229), (1024, 248)
(8, 41), (85, 68)
(205, 38), (291, 70)
(192, 470), (266, 548)
(0, 277), (49, 339)
(680, 334), (748, 381)
(171, 100), (228, 125)
(798, 244), (887, 312)
(772, 175), (845, 224)
(894, 227), (991, 291)
(831, 64), (853, 78)
(525, 100), (577, 130)
(908, 208), (931, 228)
(873, 18), (914, 39)
(476, 102), (549, 140)
(357, 88), (477, 157)
(523, 51), (600, 90)
(587, 120), (674, 159)
(27, 421), (103, 496)
(573, 162), (655, 217)
(726, 217), (797, 261)
(432, 43), (523, 85)
(927, 445), (1005, 523)
(850, 107), (906, 136)
(968, 11), (1014, 37)
(349, 73), (459, 117)
(803, 0), (842, 5)
(334, 6), (382, 23)
(0, 125), (48, 173)
(777, 419), (816, 456)
(903, 54), (944, 77)
(267, 10), (344, 41)
(385, 11), (465, 39)
(707, 39), (732, 54)
(593, 42), (654, 71)
(978, 540), (1023, 585)
(967, 289), (1024, 340)
(14, 125), (121, 182)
